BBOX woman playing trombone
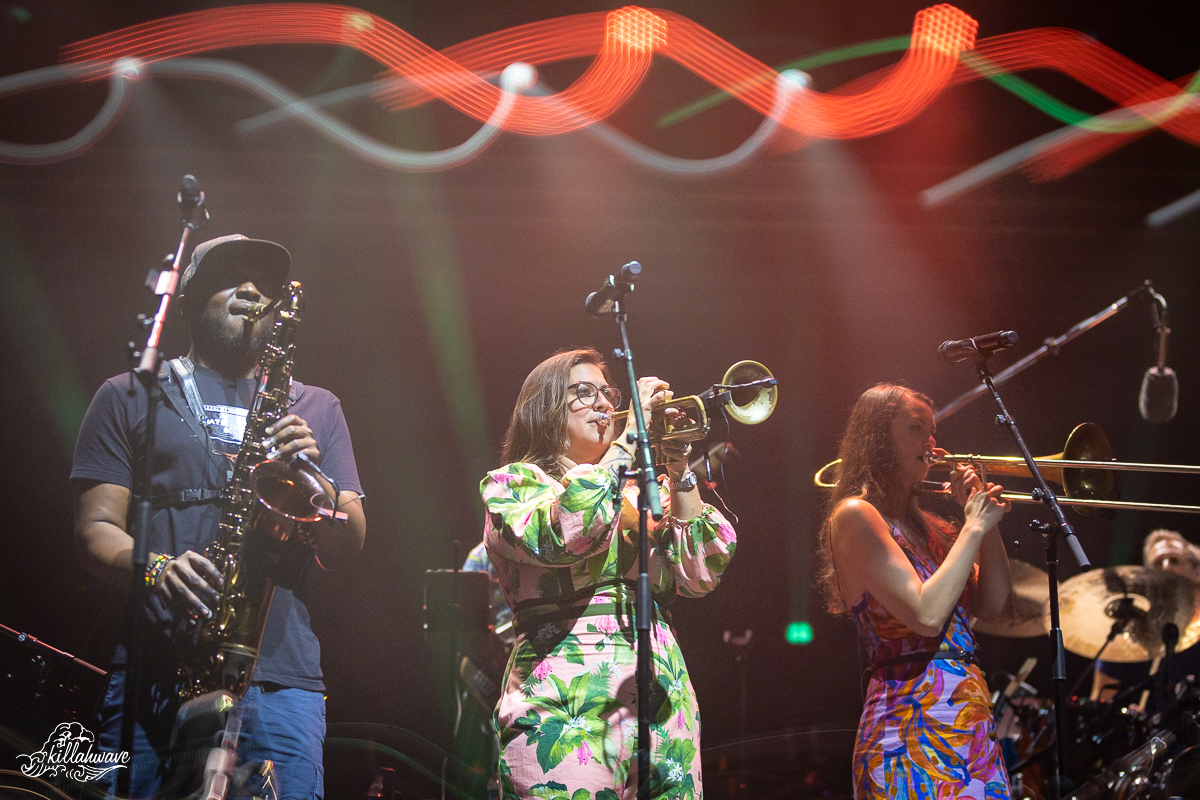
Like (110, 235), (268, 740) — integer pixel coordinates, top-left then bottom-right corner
(481, 348), (737, 800)
(818, 383), (1015, 799)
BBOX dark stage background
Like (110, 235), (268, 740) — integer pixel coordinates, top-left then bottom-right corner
(2, 1), (1199, 797)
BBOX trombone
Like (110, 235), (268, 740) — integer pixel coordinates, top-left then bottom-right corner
(814, 423), (1200, 514)
(601, 360), (777, 465)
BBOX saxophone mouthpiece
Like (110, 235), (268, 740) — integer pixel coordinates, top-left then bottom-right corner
(242, 297), (283, 321)
(242, 302), (268, 321)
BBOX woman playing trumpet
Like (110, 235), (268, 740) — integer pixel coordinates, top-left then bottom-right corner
(481, 348), (737, 800)
(818, 383), (1015, 799)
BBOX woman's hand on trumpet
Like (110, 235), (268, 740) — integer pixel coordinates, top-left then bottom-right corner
(661, 440), (693, 484)
(635, 375), (673, 420)
(634, 376), (693, 481)
(631, 376), (700, 503)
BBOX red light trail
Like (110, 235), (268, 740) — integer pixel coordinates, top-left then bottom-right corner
(61, 4), (978, 140)
(35, 3), (1200, 183)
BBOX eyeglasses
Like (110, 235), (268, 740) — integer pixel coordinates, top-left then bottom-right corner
(568, 381), (622, 408)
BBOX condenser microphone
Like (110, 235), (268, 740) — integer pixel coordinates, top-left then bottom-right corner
(937, 330), (1018, 365)
(585, 261), (642, 316)
(1139, 314), (1177, 423)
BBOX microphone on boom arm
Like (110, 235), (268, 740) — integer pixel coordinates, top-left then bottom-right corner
(937, 331), (1019, 365)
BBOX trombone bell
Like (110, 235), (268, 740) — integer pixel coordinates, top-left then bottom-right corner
(941, 423), (1117, 514)
(1051, 423), (1116, 510)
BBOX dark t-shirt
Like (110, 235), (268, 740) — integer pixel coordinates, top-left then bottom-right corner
(71, 363), (362, 691)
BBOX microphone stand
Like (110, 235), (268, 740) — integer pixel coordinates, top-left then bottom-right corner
(967, 352), (1090, 800)
(118, 176), (208, 795)
(592, 278), (663, 800)
(1159, 622), (1178, 726)
(935, 281), (1163, 422)
(1063, 611), (1132, 702)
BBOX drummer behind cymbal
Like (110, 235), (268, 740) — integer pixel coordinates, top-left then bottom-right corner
(1091, 530), (1200, 705)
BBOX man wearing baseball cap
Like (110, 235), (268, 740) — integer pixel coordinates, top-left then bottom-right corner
(72, 234), (366, 799)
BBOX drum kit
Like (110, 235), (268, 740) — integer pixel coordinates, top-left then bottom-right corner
(983, 560), (1200, 800)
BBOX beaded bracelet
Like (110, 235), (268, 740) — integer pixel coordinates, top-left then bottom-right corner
(145, 553), (171, 588)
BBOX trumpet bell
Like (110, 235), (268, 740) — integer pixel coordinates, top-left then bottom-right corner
(607, 360), (777, 467)
(721, 360), (777, 426)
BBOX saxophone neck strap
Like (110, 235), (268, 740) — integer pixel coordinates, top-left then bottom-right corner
(164, 357), (234, 482)
(168, 356), (206, 425)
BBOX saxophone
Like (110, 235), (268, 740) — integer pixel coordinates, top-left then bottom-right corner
(178, 280), (336, 701)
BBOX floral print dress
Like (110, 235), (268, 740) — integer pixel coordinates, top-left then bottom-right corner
(849, 522), (1010, 800)
(481, 461), (736, 800)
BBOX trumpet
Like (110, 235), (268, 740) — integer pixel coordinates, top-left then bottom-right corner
(814, 423), (1200, 514)
(600, 361), (777, 465)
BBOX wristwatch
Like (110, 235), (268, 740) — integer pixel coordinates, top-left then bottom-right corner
(673, 470), (698, 491)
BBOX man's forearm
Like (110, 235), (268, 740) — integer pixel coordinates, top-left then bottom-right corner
(311, 493), (366, 570)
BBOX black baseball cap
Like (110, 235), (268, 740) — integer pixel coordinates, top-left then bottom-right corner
(178, 234), (290, 308)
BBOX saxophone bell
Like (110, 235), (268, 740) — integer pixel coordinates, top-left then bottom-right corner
(249, 459), (337, 541)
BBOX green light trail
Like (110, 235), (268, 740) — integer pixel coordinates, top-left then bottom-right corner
(657, 35), (1199, 136)
(961, 53), (1200, 132)
(656, 36), (910, 129)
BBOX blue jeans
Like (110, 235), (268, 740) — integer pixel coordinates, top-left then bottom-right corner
(95, 672), (325, 799)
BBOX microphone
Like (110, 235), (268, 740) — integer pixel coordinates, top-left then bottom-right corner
(1139, 299), (1177, 423)
(178, 174), (202, 211)
(938, 330), (1018, 365)
(586, 261), (642, 317)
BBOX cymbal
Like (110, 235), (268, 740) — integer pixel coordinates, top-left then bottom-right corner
(973, 559), (1052, 638)
(1060, 565), (1200, 663)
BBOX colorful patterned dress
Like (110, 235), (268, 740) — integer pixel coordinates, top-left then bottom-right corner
(849, 521), (1010, 800)
(481, 461), (736, 800)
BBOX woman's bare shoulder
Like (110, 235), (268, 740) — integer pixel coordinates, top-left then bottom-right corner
(831, 497), (883, 526)
(830, 498), (894, 550)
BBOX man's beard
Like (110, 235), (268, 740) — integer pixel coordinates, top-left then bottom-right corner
(192, 309), (271, 374)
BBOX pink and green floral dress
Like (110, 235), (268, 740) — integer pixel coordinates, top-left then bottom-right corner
(481, 461), (736, 800)
(850, 521), (1010, 799)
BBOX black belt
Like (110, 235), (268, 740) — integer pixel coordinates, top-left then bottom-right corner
(863, 648), (980, 692)
(511, 579), (672, 637)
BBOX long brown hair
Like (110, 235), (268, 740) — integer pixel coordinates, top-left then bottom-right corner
(500, 348), (612, 477)
(816, 383), (961, 614)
